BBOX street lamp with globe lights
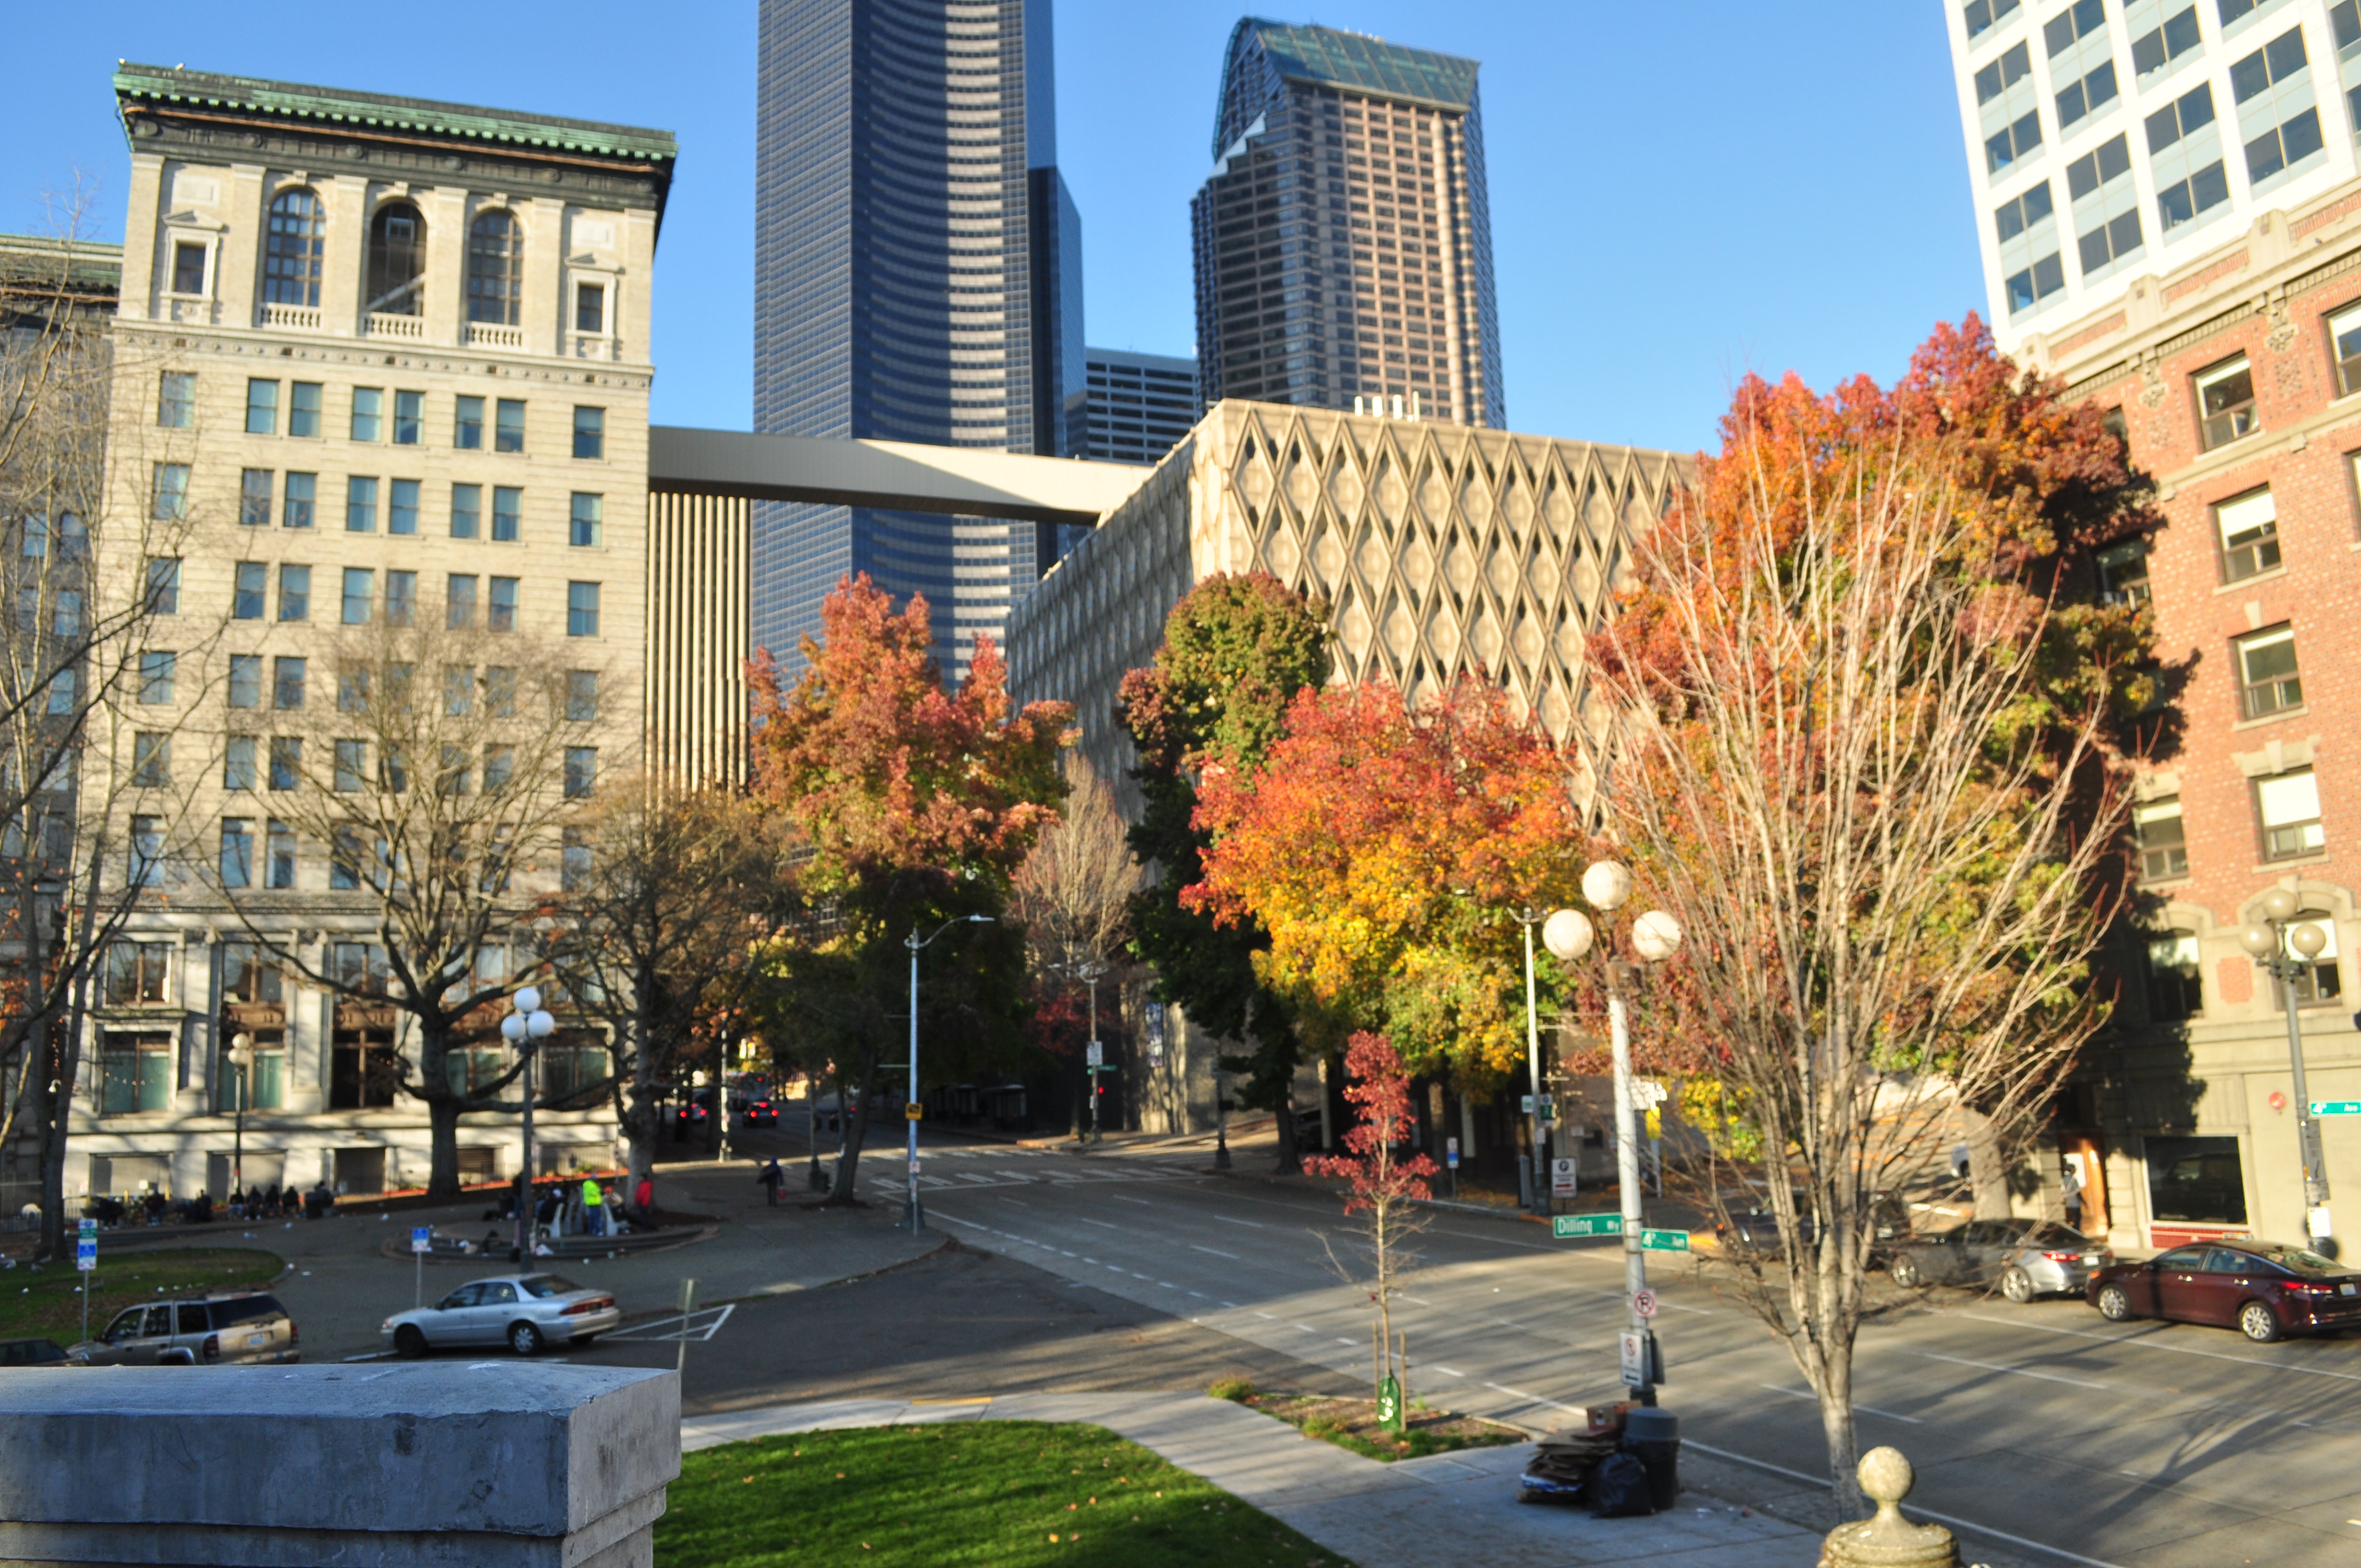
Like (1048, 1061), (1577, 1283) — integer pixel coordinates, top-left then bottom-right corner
(226, 1033), (254, 1205)
(502, 987), (555, 1261)
(1543, 858), (1683, 1406)
(2239, 890), (2335, 1240)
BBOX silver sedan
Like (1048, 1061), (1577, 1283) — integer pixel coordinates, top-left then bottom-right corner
(381, 1273), (621, 1358)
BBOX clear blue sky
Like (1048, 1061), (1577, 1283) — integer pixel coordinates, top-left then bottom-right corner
(0, 2), (1984, 455)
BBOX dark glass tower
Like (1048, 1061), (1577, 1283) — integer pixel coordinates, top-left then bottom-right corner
(1192, 19), (1504, 427)
(754, 0), (1083, 678)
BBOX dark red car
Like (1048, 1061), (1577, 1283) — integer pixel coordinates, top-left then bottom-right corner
(2088, 1238), (2361, 1342)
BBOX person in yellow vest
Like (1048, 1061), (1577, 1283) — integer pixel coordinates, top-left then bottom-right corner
(581, 1177), (606, 1238)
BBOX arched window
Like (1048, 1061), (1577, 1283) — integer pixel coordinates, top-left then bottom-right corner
(366, 201), (426, 316)
(262, 188), (325, 308)
(466, 209), (523, 326)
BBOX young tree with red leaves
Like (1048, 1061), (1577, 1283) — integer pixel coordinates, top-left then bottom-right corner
(1304, 1032), (1439, 1415)
(748, 575), (1071, 1202)
(1587, 318), (2159, 1513)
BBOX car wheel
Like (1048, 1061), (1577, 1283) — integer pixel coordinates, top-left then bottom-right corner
(1890, 1255), (1921, 1288)
(2000, 1266), (2036, 1305)
(2239, 1301), (2282, 1344)
(508, 1321), (544, 1357)
(2095, 1284), (2131, 1321)
(393, 1325), (428, 1360)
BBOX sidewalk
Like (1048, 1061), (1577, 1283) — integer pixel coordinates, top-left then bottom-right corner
(682, 1392), (1823, 1567)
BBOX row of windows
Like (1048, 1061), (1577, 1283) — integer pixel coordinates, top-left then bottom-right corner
(196, 377), (606, 459)
(204, 564), (601, 635)
(2144, 908), (2342, 1022)
(217, 467), (602, 546)
(129, 788), (594, 896)
(2134, 759), (2322, 894)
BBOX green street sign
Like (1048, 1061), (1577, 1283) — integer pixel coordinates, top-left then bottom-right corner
(1640, 1228), (1691, 1253)
(2311, 1101), (2361, 1116)
(1553, 1214), (1623, 1238)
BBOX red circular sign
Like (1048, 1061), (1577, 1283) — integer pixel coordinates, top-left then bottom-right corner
(1633, 1288), (1658, 1320)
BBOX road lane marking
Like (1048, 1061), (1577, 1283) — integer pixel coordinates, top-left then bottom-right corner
(1481, 1380), (1585, 1415)
(1252, 1310), (1275, 1319)
(1077, 1218), (1120, 1229)
(1189, 1244), (1240, 1259)
(1911, 1349), (2110, 1390)
(1188, 1291), (1206, 1298)
(1111, 1195), (1153, 1206)
(1939, 1308), (2361, 1385)
(1756, 1383), (1922, 1424)
(1334, 1337), (1357, 1346)
(1429, 1364), (1465, 1378)
(1396, 1294), (1432, 1305)
(1214, 1216), (1265, 1228)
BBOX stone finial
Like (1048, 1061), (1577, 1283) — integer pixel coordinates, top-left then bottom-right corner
(1817, 1446), (1958, 1568)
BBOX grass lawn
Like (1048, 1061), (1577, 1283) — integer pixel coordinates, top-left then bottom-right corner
(0, 1248), (282, 1346)
(656, 1421), (1346, 1568)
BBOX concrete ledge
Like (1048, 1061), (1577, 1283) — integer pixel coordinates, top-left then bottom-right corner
(0, 1364), (677, 1567)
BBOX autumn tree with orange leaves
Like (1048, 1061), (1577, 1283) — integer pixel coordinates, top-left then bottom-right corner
(1586, 318), (2161, 1514)
(747, 576), (1070, 1202)
(1185, 675), (1582, 1090)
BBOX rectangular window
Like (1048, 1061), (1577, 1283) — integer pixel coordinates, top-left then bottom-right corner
(2146, 929), (2204, 1021)
(289, 382), (322, 439)
(574, 282), (606, 334)
(2215, 487), (2281, 580)
(350, 387), (383, 443)
(220, 818), (253, 889)
(240, 469), (273, 527)
(2147, 83), (2232, 234)
(98, 1032), (173, 1113)
(278, 564), (310, 622)
(443, 666), (474, 716)
(387, 477), (420, 537)
(2331, 300), (2361, 395)
(486, 667), (516, 717)
(337, 667), (369, 714)
(269, 737), (301, 792)
(455, 395), (485, 450)
(569, 493), (602, 547)
(2337, 3), (2361, 145)
(345, 476), (378, 534)
(483, 742), (515, 791)
(222, 735), (257, 791)
(385, 570), (417, 628)
(1978, 42), (2044, 173)
(132, 733), (170, 788)
(145, 557), (181, 615)
(564, 747), (597, 799)
(158, 372), (195, 428)
(2234, 26), (2325, 190)
(334, 740), (367, 793)
(573, 406), (605, 459)
(2196, 355), (2258, 447)
(439, 742), (471, 796)
(490, 577), (519, 633)
(222, 941), (281, 1005)
(228, 653), (263, 708)
(562, 827), (591, 892)
(138, 651), (176, 705)
(567, 581), (600, 637)
(130, 815), (164, 888)
(2257, 764), (2325, 858)
(152, 463), (189, 522)
(2068, 133), (2144, 280)
(341, 568), (374, 625)
(330, 828), (362, 891)
(1996, 182), (2066, 314)
(104, 941), (171, 1005)
(447, 574), (479, 629)
(2283, 909), (2343, 1003)
(245, 379), (278, 435)
(45, 668), (73, 715)
(230, 564), (265, 623)
(493, 487), (523, 542)
(393, 389), (423, 445)
(273, 655), (307, 711)
(451, 483), (481, 539)
(2236, 624), (2303, 718)
(170, 241), (206, 296)
(1963, 0), (2022, 40)
(495, 399), (526, 453)
(2136, 797), (2189, 880)
(565, 669), (599, 721)
(267, 819), (296, 886)
(2131, 3), (2205, 80)
(2047, 0), (2119, 129)
(282, 471), (316, 530)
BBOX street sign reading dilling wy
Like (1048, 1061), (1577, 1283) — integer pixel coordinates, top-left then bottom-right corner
(1553, 1214), (1622, 1238)
(2311, 1101), (2361, 1116)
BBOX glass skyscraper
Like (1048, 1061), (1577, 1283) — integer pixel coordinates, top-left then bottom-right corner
(1191, 20), (1504, 427)
(754, 0), (1083, 678)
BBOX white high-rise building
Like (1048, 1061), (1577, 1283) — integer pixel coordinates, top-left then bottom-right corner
(1946, 0), (2361, 357)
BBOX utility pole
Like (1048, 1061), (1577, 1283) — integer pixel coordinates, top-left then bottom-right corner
(904, 916), (993, 1232)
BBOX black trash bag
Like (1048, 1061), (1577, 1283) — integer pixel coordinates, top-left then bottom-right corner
(1588, 1450), (1655, 1517)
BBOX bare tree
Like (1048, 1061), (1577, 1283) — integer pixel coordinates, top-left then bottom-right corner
(1586, 360), (2144, 1513)
(211, 619), (601, 1198)
(537, 785), (785, 1195)
(1012, 755), (1136, 1129)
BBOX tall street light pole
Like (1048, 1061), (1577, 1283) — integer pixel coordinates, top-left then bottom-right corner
(1514, 909), (1547, 1212)
(2239, 889), (2335, 1240)
(503, 988), (554, 1262)
(1053, 956), (1111, 1145)
(905, 915), (993, 1233)
(1544, 860), (1683, 1407)
(227, 1032), (254, 1200)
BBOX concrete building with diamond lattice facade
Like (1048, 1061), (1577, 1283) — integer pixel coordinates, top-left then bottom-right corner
(1005, 399), (1688, 1141)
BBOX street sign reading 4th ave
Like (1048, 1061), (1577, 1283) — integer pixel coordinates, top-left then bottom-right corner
(1640, 1228), (1691, 1253)
(2311, 1101), (2361, 1116)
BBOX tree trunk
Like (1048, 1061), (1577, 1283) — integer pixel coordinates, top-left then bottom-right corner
(1273, 1082), (1299, 1174)
(1960, 1103), (2011, 1219)
(827, 1052), (880, 1205)
(624, 1072), (659, 1196)
(36, 959), (91, 1264)
(425, 1095), (463, 1200)
(1816, 1374), (1863, 1519)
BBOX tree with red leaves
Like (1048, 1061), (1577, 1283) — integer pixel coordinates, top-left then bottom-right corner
(1305, 1032), (1439, 1414)
(748, 575), (1071, 1202)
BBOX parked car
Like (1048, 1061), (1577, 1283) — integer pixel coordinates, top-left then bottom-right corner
(69, 1291), (299, 1366)
(672, 1090), (712, 1137)
(381, 1273), (621, 1358)
(0, 1337), (69, 1366)
(1887, 1219), (2112, 1300)
(743, 1098), (778, 1128)
(2088, 1239), (2361, 1343)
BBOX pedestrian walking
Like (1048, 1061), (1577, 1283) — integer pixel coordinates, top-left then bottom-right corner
(582, 1177), (606, 1238)
(2061, 1158), (2086, 1233)
(634, 1174), (654, 1218)
(757, 1157), (784, 1207)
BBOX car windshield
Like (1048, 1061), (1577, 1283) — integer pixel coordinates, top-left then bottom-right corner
(2243, 1244), (2344, 1276)
(518, 1275), (585, 1298)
